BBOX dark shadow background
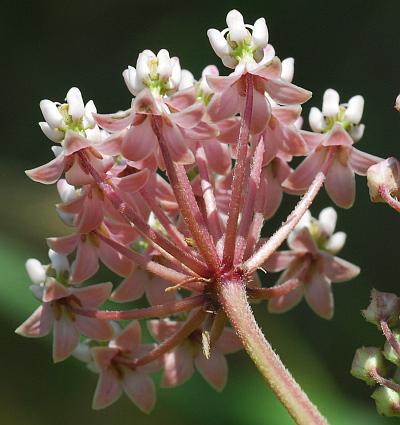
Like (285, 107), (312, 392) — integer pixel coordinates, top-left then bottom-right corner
(1, 0), (400, 424)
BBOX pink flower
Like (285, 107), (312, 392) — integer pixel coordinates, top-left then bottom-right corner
(148, 319), (242, 390)
(284, 89), (382, 208)
(16, 253), (113, 362)
(92, 321), (159, 412)
(265, 208), (360, 319)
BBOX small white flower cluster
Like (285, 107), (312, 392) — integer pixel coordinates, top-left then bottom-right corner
(39, 87), (97, 142)
(309, 89), (365, 141)
(207, 9), (269, 68)
(123, 49), (182, 96)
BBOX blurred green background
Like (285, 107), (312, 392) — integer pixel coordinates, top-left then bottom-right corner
(2, 0), (400, 424)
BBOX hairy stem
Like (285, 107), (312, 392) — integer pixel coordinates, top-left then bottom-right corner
(379, 185), (400, 213)
(369, 368), (400, 393)
(217, 274), (328, 425)
(380, 320), (400, 358)
(247, 278), (300, 300)
(152, 117), (220, 272)
(73, 295), (206, 320)
(223, 73), (254, 268)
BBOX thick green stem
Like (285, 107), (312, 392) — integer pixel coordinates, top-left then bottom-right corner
(217, 274), (328, 425)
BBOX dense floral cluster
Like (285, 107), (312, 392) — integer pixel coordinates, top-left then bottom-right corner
(16, 9), (399, 422)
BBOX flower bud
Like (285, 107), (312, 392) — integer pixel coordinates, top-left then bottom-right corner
(322, 89), (340, 117)
(226, 10), (248, 43)
(383, 330), (400, 366)
(395, 94), (400, 112)
(344, 95), (364, 124)
(281, 57), (294, 83)
(25, 259), (46, 284)
(66, 87), (85, 121)
(351, 346), (386, 385)
(362, 289), (400, 327)
(123, 66), (137, 96)
(179, 69), (195, 90)
(40, 99), (63, 129)
(371, 386), (400, 417)
(367, 157), (400, 203)
(309, 107), (325, 132)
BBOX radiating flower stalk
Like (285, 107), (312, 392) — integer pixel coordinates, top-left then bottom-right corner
(15, 9), (399, 424)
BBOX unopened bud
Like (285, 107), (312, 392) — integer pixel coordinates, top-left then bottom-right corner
(66, 87), (85, 121)
(351, 346), (386, 385)
(367, 157), (400, 203)
(372, 386), (400, 417)
(309, 107), (325, 132)
(226, 10), (248, 43)
(362, 289), (400, 327)
(281, 57), (294, 83)
(25, 259), (46, 284)
(40, 99), (63, 129)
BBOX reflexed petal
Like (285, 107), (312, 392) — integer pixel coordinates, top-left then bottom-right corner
(170, 102), (204, 128)
(92, 346), (119, 369)
(43, 279), (69, 302)
(25, 154), (65, 185)
(15, 305), (53, 338)
(96, 132), (125, 156)
(207, 85), (240, 122)
(167, 87), (197, 110)
(206, 74), (241, 92)
(249, 88), (271, 134)
(113, 169), (150, 193)
(250, 57), (282, 80)
(74, 282), (113, 307)
(183, 121), (218, 141)
(63, 131), (91, 155)
(92, 368), (122, 410)
(264, 251), (297, 272)
(70, 240), (99, 283)
(122, 370), (156, 413)
(322, 124), (354, 147)
(146, 276), (176, 306)
(323, 255), (360, 282)
(77, 191), (104, 234)
(204, 140), (231, 175)
(350, 148), (382, 176)
(268, 283), (304, 314)
(75, 315), (113, 340)
(53, 315), (80, 362)
(195, 352), (228, 391)
(47, 234), (79, 255)
(304, 272), (334, 319)
(161, 346), (194, 387)
(162, 121), (194, 164)
(283, 149), (326, 192)
(325, 159), (355, 208)
(147, 319), (181, 341)
(214, 327), (242, 354)
(98, 240), (133, 277)
(94, 110), (133, 132)
(122, 117), (158, 161)
(288, 227), (318, 254)
(260, 166), (284, 219)
(265, 79), (312, 105)
(112, 320), (141, 355)
(111, 268), (146, 303)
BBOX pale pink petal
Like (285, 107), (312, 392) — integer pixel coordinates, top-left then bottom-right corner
(323, 255), (360, 282)
(248, 87), (271, 134)
(25, 154), (65, 184)
(53, 315), (80, 362)
(167, 87), (196, 110)
(268, 282), (304, 314)
(322, 124), (354, 147)
(96, 132), (125, 155)
(58, 192), (85, 214)
(325, 159), (355, 208)
(280, 124), (308, 156)
(183, 121), (219, 141)
(283, 149), (326, 192)
(75, 315), (113, 340)
(74, 282), (113, 307)
(147, 319), (181, 342)
(206, 74), (241, 92)
(195, 352), (228, 391)
(204, 140), (231, 175)
(259, 167), (284, 219)
(272, 105), (302, 123)
(146, 276), (176, 306)
(217, 118), (240, 144)
(113, 169), (150, 193)
(288, 227), (318, 254)
(77, 192), (104, 234)
(111, 268), (146, 302)
(265, 79), (312, 105)
(250, 57), (282, 80)
(122, 117), (157, 161)
(122, 370), (156, 413)
(92, 369), (122, 409)
(42, 279), (69, 302)
(161, 346), (194, 387)
(304, 272), (334, 319)
(92, 346), (119, 369)
(214, 327), (242, 354)
(170, 102), (204, 128)
(301, 131), (325, 151)
(98, 240), (133, 277)
(63, 131), (91, 155)
(94, 110), (133, 132)
(207, 85), (240, 122)
(47, 234), (79, 255)
(162, 120), (194, 164)
(113, 321), (141, 354)
(70, 240), (99, 283)
(264, 251), (297, 272)
(350, 148), (382, 176)
(15, 305), (53, 338)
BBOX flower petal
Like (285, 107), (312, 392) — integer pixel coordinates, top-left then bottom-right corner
(98, 240), (133, 277)
(264, 251), (297, 272)
(322, 124), (354, 147)
(323, 255), (360, 283)
(325, 159), (355, 208)
(92, 368), (122, 410)
(47, 234), (79, 255)
(195, 352), (228, 391)
(113, 320), (142, 355)
(15, 305), (53, 338)
(94, 110), (133, 132)
(265, 79), (312, 105)
(122, 370), (156, 413)
(268, 283), (304, 314)
(111, 267), (146, 303)
(214, 327), (242, 354)
(25, 154), (65, 185)
(350, 148), (382, 176)
(170, 102), (204, 128)
(122, 117), (158, 161)
(74, 282), (113, 307)
(304, 272), (334, 320)
(161, 346), (194, 387)
(70, 240), (99, 283)
(147, 319), (181, 341)
(53, 315), (80, 362)
(162, 120), (194, 164)
(75, 315), (113, 340)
